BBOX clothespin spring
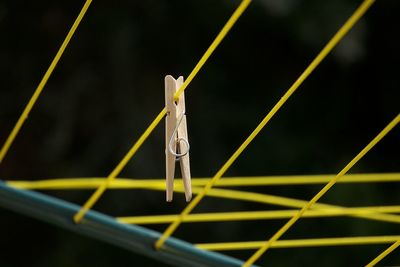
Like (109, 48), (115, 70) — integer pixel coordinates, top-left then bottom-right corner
(168, 111), (190, 160)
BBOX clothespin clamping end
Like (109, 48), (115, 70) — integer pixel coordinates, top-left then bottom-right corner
(165, 75), (192, 202)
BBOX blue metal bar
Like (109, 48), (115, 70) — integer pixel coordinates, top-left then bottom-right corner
(0, 181), (257, 267)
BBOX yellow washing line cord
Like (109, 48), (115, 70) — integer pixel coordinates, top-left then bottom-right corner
(6, 173), (400, 189)
(116, 206), (400, 224)
(243, 113), (399, 267)
(7, 173), (400, 190)
(366, 240), (400, 267)
(73, 108), (166, 222)
(195, 236), (400, 251)
(173, 0), (252, 101)
(0, 0), (93, 164)
(73, 0), (252, 223)
(155, 0), (376, 250)
(168, 185), (400, 225)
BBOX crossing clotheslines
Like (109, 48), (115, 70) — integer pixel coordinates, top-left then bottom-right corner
(7, 173), (400, 226)
(8, 173), (400, 226)
(155, 0), (379, 253)
(0, 0), (399, 266)
(243, 114), (399, 266)
(5, 173), (400, 252)
(73, 0), (253, 223)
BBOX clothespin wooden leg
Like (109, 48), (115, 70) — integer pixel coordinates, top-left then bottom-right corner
(165, 75), (177, 202)
(175, 76), (192, 202)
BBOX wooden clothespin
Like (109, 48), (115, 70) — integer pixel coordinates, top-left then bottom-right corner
(165, 75), (192, 202)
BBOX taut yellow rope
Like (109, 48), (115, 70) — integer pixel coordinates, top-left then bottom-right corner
(196, 236), (400, 251)
(365, 240), (400, 267)
(73, 108), (166, 222)
(7, 173), (400, 189)
(0, 0), (93, 163)
(117, 206), (400, 224)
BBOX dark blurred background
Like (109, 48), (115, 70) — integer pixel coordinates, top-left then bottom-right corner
(0, 0), (399, 266)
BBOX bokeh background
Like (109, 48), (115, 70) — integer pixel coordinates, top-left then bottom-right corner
(0, 0), (399, 266)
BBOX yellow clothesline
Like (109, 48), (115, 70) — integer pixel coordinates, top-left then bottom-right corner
(366, 240), (400, 267)
(6, 173), (400, 190)
(0, 0), (93, 163)
(117, 206), (400, 225)
(195, 235), (400, 251)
